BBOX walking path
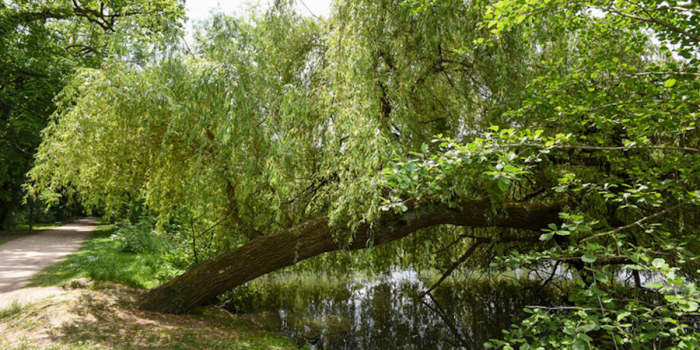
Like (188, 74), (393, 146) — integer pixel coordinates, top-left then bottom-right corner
(0, 218), (97, 308)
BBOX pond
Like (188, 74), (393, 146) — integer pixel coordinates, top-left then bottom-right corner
(228, 271), (561, 349)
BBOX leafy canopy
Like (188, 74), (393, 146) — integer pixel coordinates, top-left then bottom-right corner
(28, 0), (700, 348)
(0, 0), (184, 226)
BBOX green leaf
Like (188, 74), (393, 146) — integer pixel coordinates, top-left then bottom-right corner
(578, 225), (592, 232)
(664, 78), (676, 88)
(504, 164), (520, 172)
(681, 301), (699, 312)
(572, 339), (587, 350)
(579, 322), (599, 333)
(582, 254), (597, 263)
(540, 232), (554, 241)
(652, 258), (667, 269)
(497, 179), (510, 192)
(594, 273), (609, 283)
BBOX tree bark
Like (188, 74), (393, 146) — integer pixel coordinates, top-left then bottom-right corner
(138, 198), (562, 313)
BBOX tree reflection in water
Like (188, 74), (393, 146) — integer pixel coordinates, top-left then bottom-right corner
(231, 271), (560, 349)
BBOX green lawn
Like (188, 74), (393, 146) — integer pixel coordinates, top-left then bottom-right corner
(27, 224), (166, 289)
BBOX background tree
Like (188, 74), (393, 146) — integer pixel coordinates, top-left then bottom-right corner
(0, 0), (184, 228)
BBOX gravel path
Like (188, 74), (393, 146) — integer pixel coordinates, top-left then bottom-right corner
(0, 218), (97, 308)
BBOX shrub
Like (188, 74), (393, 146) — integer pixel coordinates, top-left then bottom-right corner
(111, 217), (167, 254)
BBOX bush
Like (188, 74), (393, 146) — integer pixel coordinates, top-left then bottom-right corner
(111, 217), (167, 254)
(5, 202), (59, 229)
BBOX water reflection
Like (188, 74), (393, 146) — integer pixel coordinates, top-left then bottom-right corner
(231, 271), (560, 349)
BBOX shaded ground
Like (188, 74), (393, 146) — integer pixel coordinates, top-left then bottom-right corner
(0, 284), (299, 350)
(0, 223), (64, 246)
(0, 219), (96, 307)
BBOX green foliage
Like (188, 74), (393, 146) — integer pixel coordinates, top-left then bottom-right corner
(381, 129), (564, 211)
(0, 0), (184, 228)
(29, 224), (181, 288)
(28, 0), (539, 247)
(25, 0), (700, 347)
(111, 217), (165, 254)
(411, 0), (700, 348)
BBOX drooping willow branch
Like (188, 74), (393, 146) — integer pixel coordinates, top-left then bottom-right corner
(579, 203), (686, 243)
(419, 233), (542, 298)
(501, 143), (700, 154)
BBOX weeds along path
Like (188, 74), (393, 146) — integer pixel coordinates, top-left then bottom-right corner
(0, 218), (97, 307)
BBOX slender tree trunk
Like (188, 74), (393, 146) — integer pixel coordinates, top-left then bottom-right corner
(0, 203), (10, 231)
(139, 199), (562, 313)
(29, 199), (34, 234)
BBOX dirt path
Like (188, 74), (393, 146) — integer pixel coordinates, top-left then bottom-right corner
(0, 218), (97, 308)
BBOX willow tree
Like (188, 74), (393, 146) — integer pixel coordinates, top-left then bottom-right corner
(27, 1), (700, 346)
(28, 0), (556, 311)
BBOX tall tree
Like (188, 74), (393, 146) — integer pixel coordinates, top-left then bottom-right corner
(29, 0), (545, 308)
(0, 0), (184, 228)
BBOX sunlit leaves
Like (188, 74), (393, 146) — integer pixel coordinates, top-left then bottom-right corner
(28, 5), (327, 246)
(380, 128), (559, 212)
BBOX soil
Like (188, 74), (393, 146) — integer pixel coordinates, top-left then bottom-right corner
(0, 284), (292, 350)
(0, 218), (96, 308)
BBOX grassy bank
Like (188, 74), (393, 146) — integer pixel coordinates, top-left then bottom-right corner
(0, 285), (302, 350)
(2, 224), (302, 350)
(27, 224), (166, 289)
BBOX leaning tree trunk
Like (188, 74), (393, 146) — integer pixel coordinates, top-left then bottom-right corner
(139, 198), (561, 313)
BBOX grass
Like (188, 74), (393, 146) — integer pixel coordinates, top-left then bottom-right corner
(0, 302), (23, 320)
(5, 223), (303, 350)
(27, 224), (166, 289)
(0, 286), (302, 350)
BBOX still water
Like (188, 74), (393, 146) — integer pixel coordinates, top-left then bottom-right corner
(231, 271), (560, 349)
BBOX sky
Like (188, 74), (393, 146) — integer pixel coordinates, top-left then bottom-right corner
(184, 0), (331, 44)
(186, 0), (332, 23)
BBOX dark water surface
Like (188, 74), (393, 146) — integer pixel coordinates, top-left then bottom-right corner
(232, 271), (560, 349)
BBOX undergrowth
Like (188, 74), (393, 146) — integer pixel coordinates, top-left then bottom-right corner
(27, 223), (185, 289)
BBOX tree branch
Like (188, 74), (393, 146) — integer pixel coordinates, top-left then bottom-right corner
(579, 203), (685, 243)
(607, 8), (700, 43)
(503, 143), (700, 154)
(420, 240), (485, 297)
(139, 198), (563, 313)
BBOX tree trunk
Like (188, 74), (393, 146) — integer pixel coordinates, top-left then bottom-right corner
(139, 199), (562, 313)
(0, 203), (10, 231)
(29, 199), (34, 234)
